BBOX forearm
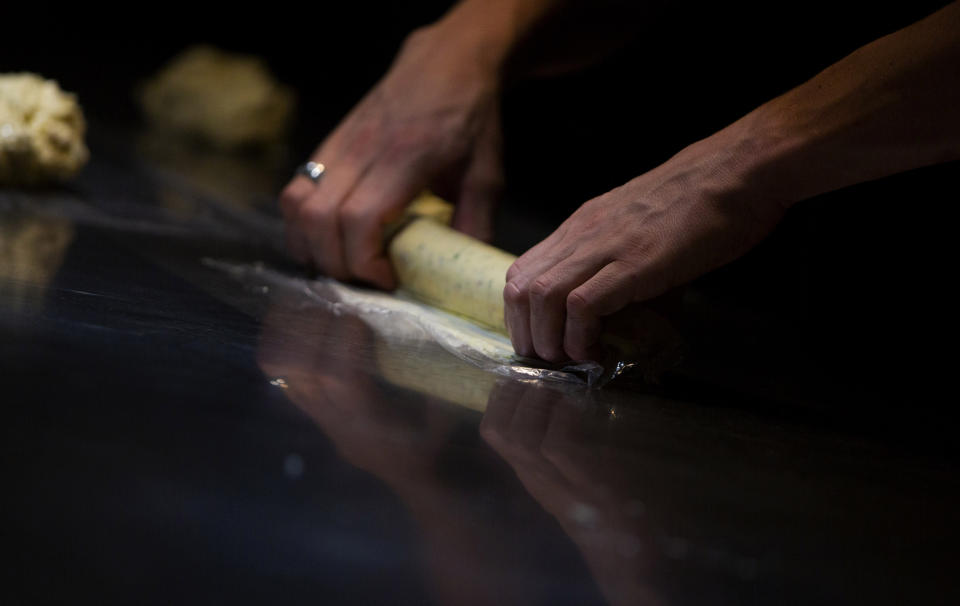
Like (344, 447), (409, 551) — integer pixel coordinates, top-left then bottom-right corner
(500, 2), (959, 361)
(430, 0), (662, 81)
(717, 1), (960, 207)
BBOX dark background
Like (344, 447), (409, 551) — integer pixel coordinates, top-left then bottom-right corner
(3, 1), (951, 191)
(2, 1), (956, 414)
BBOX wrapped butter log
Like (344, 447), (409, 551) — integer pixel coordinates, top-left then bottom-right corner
(389, 195), (515, 334)
(388, 196), (681, 378)
(0, 73), (88, 185)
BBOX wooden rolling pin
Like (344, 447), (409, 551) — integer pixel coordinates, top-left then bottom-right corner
(388, 194), (515, 334)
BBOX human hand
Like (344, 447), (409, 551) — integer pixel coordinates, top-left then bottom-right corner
(279, 20), (504, 289)
(503, 133), (785, 362)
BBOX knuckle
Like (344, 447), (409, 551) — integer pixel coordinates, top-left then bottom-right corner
(503, 281), (528, 306)
(338, 203), (366, 227)
(529, 277), (558, 302)
(297, 201), (332, 229)
(379, 143), (407, 167)
(566, 289), (594, 318)
(350, 121), (381, 151)
(387, 127), (426, 153)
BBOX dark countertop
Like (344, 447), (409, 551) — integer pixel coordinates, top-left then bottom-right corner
(3, 128), (958, 606)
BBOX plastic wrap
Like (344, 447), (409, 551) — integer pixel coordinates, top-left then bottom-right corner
(206, 259), (606, 386)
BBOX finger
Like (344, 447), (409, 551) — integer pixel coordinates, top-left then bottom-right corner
(528, 255), (605, 362)
(278, 177), (315, 221)
(505, 226), (569, 283)
(504, 243), (577, 358)
(293, 108), (380, 278)
(452, 180), (500, 242)
(284, 225), (311, 264)
(504, 280), (534, 357)
(297, 152), (374, 281)
(339, 156), (429, 289)
(279, 113), (355, 220)
(564, 260), (638, 361)
(452, 105), (502, 242)
(278, 176), (317, 263)
(505, 201), (586, 284)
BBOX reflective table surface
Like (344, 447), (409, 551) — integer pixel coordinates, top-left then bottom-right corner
(3, 129), (958, 606)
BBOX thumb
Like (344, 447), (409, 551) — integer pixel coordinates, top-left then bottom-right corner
(452, 105), (503, 242)
(453, 180), (501, 242)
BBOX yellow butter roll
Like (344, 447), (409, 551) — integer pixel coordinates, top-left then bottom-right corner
(388, 217), (515, 334)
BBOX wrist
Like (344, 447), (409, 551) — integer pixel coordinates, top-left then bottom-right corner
(680, 105), (814, 212)
(429, 0), (556, 79)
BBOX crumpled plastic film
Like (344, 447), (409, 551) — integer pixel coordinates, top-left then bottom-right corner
(205, 259), (605, 386)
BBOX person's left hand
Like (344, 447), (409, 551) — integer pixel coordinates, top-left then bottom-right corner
(278, 20), (504, 289)
(503, 133), (785, 362)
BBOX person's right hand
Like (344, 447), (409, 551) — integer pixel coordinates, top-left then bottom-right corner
(279, 18), (505, 289)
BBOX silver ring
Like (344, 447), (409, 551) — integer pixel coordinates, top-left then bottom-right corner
(296, 161), (325, 183)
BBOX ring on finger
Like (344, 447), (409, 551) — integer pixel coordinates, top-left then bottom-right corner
(295, 161), (326, 183)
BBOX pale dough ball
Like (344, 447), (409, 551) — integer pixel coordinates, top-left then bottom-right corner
(139, 46), (296, 149)
(0, 73), (88, 185)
